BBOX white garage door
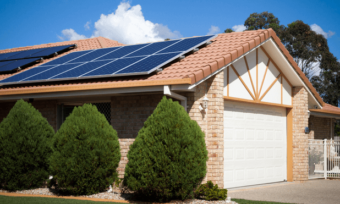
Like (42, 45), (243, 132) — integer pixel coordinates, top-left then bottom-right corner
(224, 101), (287, 189)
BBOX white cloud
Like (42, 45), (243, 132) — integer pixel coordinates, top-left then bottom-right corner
(207, 26), (220, 35)
(90, 2), (181, 44)
(311, 24), (335, 38)
(57, 2), (181, 44)
(84, 21), (91, 30)
(59, 29), (87, 41)
(232, 24), (246, 32)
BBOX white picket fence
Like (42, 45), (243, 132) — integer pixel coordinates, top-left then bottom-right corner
(309, 138), (340, 179)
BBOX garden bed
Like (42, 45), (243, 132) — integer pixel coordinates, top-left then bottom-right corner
(0, 188), (237, 204)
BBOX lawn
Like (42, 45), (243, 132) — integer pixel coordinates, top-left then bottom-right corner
(232, 198), (294, 204)
(0, 195), (127, 204)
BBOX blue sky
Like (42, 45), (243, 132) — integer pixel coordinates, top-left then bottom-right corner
(1, 0), (339, 63)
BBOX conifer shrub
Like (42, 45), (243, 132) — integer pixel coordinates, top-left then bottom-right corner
(124, 96), (208, 201)
(49, 104), (120, 195)
(194, 181), (228, 200)
(0, 99), (54, 191)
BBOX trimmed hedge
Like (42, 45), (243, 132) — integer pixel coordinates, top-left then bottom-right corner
(49, 104), (120, 195)
(124, 96), (208, 201)
(0, 99), (54, 191)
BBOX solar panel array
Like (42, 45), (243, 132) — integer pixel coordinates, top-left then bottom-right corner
(0, 35), (215, 85)
(0, 44), (75, 73)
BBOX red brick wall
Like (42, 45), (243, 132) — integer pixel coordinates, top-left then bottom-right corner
(292, 87), (309, 181)
(0, 100), (57, 131)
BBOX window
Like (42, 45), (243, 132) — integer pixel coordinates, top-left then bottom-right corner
(57, 102), (111, 130)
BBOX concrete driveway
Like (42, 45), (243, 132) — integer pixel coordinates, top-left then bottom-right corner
(228, 179), (340, 204)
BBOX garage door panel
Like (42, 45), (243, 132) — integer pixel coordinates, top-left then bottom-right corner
(224, 101), (287, 188)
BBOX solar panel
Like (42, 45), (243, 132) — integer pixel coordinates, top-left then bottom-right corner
(0, 52), (21, 61)
(42, 50), (93, 66)
(117, 52), (181, 75)
(0, 45), (75, 62)
(30, 45), (75, 58)
(6, 48), (48, 60)
(0, 60), (14, 68)
(84, 57), (145, 77)
(67, 47), (120, 63)
(0, 35), (216, 85)
(0, 58), (41, 72)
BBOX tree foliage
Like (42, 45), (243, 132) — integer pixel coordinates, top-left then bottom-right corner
(124, 97), (208, 201)
(280, 21), (330, 78)
(0, 99), (54, 191)
(224, 28), (234, 33)
(244, 11), (285, 35)
(49, 104), (121, 195)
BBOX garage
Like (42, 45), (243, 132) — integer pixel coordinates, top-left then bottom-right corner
(223, 100), (287, 188)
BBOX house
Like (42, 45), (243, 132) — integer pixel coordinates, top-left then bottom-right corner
(0, 29), (340, 189)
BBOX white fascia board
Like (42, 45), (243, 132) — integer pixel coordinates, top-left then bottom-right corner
(188, 38), (270, 90)
(0, 84), (196, 102)
(310, 111), (340, 119)
(268, 38), (322, 109)
(0, 86), (165, 101)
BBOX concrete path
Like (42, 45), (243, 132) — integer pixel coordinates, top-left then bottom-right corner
(228, 179), (340, 204)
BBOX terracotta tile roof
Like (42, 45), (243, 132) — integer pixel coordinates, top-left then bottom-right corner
(0, 29), (325, 107)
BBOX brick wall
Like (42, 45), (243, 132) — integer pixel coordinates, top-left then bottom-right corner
(111, 72), (224, 185)
(0, 100), (57, 131)
(292, 87), (309, 181)
(111, 95), (164, 178)
(183, 71), (224, 187)
(308, 116), (334, 140)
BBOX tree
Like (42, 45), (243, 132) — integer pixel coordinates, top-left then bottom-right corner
(0, 99), (54, 191)
(49, 104), (121, 195)
(224, 28), (234, 33)
(280, 21), (330, 78)
(124, 97), (208, 201)
(244, 11), (285, 35)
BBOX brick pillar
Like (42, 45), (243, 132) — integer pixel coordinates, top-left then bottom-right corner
(292, 87), (309, 181)
(186, 71), (224, 187)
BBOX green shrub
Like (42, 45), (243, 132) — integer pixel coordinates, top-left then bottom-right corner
(124, 96), (208, 201)
(194, 181), (228, 200)
(49, 104), (120, 195)
(0, 99), (54, 191)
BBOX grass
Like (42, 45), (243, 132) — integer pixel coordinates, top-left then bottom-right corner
(232, 198), (294, 204)
(0, 195), (127, 204)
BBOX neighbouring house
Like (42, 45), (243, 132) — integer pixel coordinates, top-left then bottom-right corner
(1, 29), (340, 189)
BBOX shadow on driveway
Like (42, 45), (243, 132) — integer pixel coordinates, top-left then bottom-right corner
(228, 179), (340, 204)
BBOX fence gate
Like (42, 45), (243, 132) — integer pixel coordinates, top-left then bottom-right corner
(308, 139), (340, 179)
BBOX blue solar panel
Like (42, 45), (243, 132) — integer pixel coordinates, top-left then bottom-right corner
(6, 48), (48, 60)
(0, 66), (54, 83)
(67, 47), (120, 63)
(125, 40), (179, 57)
(95, 44), (148, 60)
(0, 35), (216, 85)
(52, 60), (113, 79)
(42, 50), (93, 66)
(0, 60), (13, 68)
(0, 52), (21, 61)
(23, 64), (84, 81)
(158, 35), (213, 53)
(30, 45), (75, 58)
(0, 58), (40, 72)
(116, 53), (180, 74)
(84, 57), (145, 77)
